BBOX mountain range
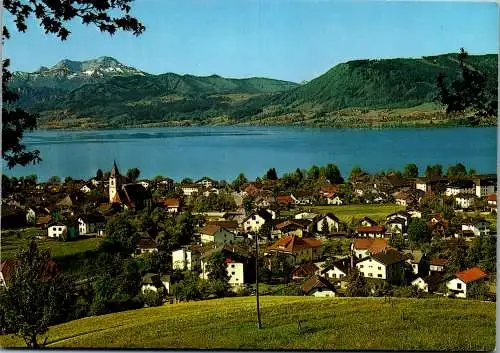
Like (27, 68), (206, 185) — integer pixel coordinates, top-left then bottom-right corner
(9, 53), (497, 128)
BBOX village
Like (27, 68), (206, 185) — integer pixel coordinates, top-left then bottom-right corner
(0, 161), (497, 315)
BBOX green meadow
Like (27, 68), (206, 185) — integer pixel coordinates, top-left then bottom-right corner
(0, 296), (495, 350)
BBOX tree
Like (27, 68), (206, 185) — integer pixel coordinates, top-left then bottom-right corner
(96, 169), (104, 181)
(407, 218), (431, 244)
(321, 164), (343, 184)
(264, 168), (278, 181)
(64, 176), (73, 184)
(126, 168), (141, 182)
(389, 232), (406, 251)
(307, 165), (321, 180)
(349, 165), (364, 182)
(424, 164), (443, 179)
(446, 163), (467, 180)
(101, 214), (139, 255)
(243, 196), (254, 215)
(3, 0), (145, 168)
(0, 241), (74, 348)
(321, 218), (329, 236)
(403, 163), (419, 178)
(232, 173), (248, 191)
(346, 268), (368, 297)
(47, 176), (61, 185)
(436, 48), (497, 126)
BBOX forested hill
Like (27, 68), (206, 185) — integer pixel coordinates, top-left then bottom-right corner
(270, 53), (498, 110)
(10, 53), (497, 129)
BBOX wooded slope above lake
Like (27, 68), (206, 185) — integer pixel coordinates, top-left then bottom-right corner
(10, 53), (497, 129)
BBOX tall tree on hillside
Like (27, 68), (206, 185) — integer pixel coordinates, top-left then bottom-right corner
(322, 163), (344, 184)
(424, 164), (443, 179)
(232, 173), (248, 191)
(126, 168), (141, 182)
(3, 0), (145, 169)
(403, 163), (419, 178)
(207, 252), (230, 297)
(96, 169), (104, 181)
(0, 241), (74, 348)
(436, 48), (497, 126)
(265, 168), (278, 181)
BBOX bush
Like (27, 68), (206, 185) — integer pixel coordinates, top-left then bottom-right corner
(141, 289), (163, 307)
(235, 286), (250, 297)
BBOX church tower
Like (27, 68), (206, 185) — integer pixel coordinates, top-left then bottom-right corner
(109, 160), (121, 203)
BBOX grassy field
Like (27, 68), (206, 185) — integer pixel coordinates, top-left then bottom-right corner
(0, 296), (495, 350)
(282, 204), (405, 224)
(0, 228), (102, 260)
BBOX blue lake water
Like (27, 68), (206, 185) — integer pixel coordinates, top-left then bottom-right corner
(2, 126), (497, 182)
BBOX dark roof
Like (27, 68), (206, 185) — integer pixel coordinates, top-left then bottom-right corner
(359, 216), (378, 226)
(323, 213), (341, 223)
(322, 257), (351, 275)
(292, 262), (319, 277)
(368, 249), (403, 266)
(137, 237), (157, 249)
(79, 214), (106, 224)
(122, 183), (152, 205)
(302, 275), (336, 294)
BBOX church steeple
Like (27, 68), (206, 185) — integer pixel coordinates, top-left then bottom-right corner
(110, 160), (120, 178)
(109, 160), (122, 203)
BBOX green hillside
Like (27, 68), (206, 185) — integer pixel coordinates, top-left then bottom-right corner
(0, 296), (495, 350)
(271, 53), (497, 110)
(11, 52), (497, 128)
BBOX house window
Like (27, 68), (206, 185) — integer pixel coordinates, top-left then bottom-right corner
(359, 265), (364, 268)
(332, 274), (336, 278)
(252, 216), (256, 220)
(368, 273), (373, 277)
(58, 227), (62, 231)
(377, 274), (382, 278)
(231, 264), (235, 268)
(378, 266), (382, 270)
(457, 283), (462, 289)
(231, 272), (235, 275)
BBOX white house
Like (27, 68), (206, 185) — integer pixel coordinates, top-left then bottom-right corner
(461, 218), (491, 236)
(302, 275), (336, 297)
(196, 177), (214, 189)
(356, 249), (404, 281)
(446, 267), (487, 298)
(356, 225), (386, 238)
(80, 184), (93, 193)
(321, 257), (350, 280)
(172, 246), (201, 271)
(487, 194), (497, 212)
(181, 185), (201, 197)
(359, 216), (377, 227)
(402, 250), (423, 275)
(242, 210), (273, 233)
(445, 180), (475, 196)
(315, 213), (343, 233)
(455, 194), (476, 209)
(429, 258), (448, 273)
(294, 212), (319, 220)
(78, 214), (105, 235)
(325, 194), (343, 205)
(411, 277), (429, 292)
(141, 273), (170, 295)
(473, 177), (496, 197)
(199, 247), (249, 288)
(199, 225), (236, 245)
(48, 224), (67, 239)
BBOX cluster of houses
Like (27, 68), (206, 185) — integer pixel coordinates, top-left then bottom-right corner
(1, 163), (497, 300)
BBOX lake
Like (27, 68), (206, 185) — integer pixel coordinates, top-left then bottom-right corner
(3, 126), (497, 182)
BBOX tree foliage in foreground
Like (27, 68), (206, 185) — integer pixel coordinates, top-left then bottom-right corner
(0, 241), (74, 348)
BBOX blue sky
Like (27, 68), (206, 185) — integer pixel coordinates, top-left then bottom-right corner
(4, 0), (498, 82)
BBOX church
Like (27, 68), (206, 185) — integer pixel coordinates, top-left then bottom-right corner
(109, 161), (152, 211)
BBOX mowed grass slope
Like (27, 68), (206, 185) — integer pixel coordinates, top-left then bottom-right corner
(0, 297), (495, 350)
(283, 204), (405, 224)
(0, 228), (102, 260)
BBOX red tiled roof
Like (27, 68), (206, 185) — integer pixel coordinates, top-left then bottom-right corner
(200, 224), (223, 236)
(353, 238), (390, 254)
(320, 185), (338, 194)
(268, 235), (322, 254)
(455, 267), (487, 284)
(487, 194), (497, 202)
(276, 195), (293, 204)
(430, 258), (449, 266)
(161, 198), (180, 207)
(357, 225), (385, 233)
